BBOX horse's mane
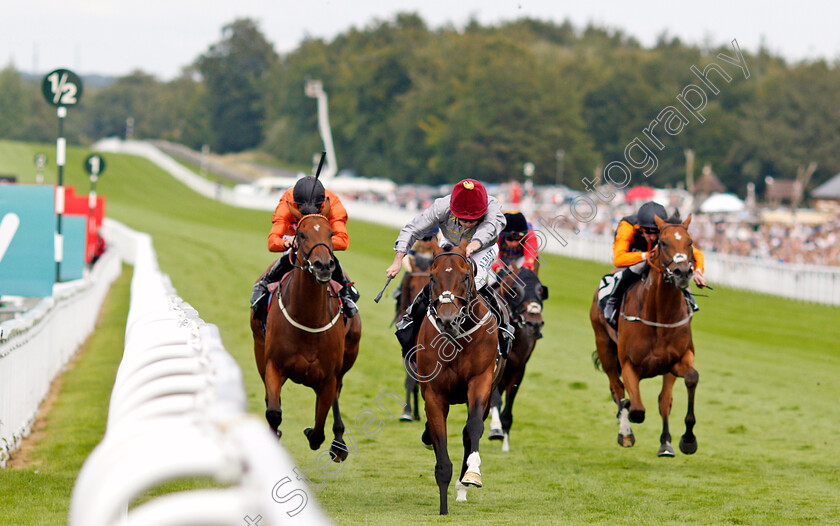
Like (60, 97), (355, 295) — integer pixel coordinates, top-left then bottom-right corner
(665, 209), (682, 225)
(298, 203), (323, 215)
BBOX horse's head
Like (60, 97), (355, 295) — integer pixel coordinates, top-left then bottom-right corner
(653, 214), (695, 290)
(501, 267), (546, 339)
(288, 199), (335, 284)
(428, 240), (476, 336)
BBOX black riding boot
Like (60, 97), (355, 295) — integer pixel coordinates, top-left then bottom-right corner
(683, 289), (700, 313)
(331, 256), (359, 318)
(601, 269), (642, 329)
(395, 283), (431, 357)
(251, 255), (294, 325)
(478, 285), (514, 359)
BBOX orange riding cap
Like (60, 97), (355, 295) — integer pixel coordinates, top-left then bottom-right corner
(268, 187), (349, 252)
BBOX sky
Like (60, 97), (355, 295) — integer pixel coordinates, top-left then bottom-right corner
(2, 0), (839, 80)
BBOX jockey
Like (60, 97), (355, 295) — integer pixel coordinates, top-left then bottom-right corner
(250, 176), (360, 322)
(490, 211), (539, 278)
(385, 178), (514, 358)
(600, 201), (706, 328)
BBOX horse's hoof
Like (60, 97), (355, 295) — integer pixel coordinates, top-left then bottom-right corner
(658, 442), (675, 457)
(400, 412), (414, 422)
(461, 472), (482, 488)
(629, 409), (645, 424)
(679, 436), (698, 455)
(617, 432), (635, 448)
(488, 428), (504, 441)
(421, 428), (433, 450)
(330, 440), (349, 462)
(303, 427), (325, 450)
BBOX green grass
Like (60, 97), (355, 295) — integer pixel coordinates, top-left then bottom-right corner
(1, 140), (839, 525)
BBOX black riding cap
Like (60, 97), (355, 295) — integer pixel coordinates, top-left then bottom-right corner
(637, 202), (667, 229)
(293, 177), (326, 208)
(502, 211), (528, 235)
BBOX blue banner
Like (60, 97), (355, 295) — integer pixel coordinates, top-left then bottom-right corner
(0, 185), (55, 297)
(59, 215), (86, 282)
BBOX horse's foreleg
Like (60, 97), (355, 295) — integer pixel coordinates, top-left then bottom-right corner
(402, 372), (416, 421)
(673, 351), (699, 455)
(500, 379), (522, 452)
(304, 378), (336, 451)
(488, 387), (504, 440)
(657, 373), (677, 457)
(460, 376), (490, 490)
(330, 380), (349, 462)
(621, 362), (645, 424)
(413, 382), (420, 420)
(264, 360), (286, 438)
(424, 391), (451, 515)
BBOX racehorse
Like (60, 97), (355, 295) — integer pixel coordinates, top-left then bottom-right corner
(589, 213), (699, 457)
(488, 266), (546, 452)
(396, 252), (433, 421)
(410, 240), (504, 515)
(250, 200), (362, 461)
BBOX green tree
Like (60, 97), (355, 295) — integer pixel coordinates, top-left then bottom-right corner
(197, 18), (278, 153)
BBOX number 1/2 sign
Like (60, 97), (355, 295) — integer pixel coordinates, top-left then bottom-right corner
(42, 68), (83, 107)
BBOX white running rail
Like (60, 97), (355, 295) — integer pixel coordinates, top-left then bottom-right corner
(0, 242), (121, 467)
(69, 219), (331, 526)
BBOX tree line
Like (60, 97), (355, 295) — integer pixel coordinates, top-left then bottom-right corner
(1, 14), (839, 195)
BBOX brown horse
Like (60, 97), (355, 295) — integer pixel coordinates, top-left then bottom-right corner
(410, 240), (503, 515)
(488, 266), (546, 452)
(590, 213), (699, 457)
(396, 253), (433, 421)
(250, 200), (362, 461)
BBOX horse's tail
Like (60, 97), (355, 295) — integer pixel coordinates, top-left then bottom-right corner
(591, 350), (604, 372)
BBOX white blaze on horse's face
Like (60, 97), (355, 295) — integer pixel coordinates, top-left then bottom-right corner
(445, 267), (452, 272)
(313, 224), (320, 232)
(674, 232), (682, 240)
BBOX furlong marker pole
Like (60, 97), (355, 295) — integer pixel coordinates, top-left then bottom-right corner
(55, 106), (67, 281)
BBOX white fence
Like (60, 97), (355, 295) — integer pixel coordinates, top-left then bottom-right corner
(531, 228), (840, 306)
(69, 219), (331, 526)
(92, 139), (840, 307)
(0, 245), (122, 467)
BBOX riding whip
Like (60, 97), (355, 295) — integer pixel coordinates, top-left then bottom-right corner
(374, 276), (393, 303)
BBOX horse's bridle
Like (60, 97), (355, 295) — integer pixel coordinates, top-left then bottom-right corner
(428, 251), (477, 330)
(647, 224), (695, 286)
(290, 214), (334, 275)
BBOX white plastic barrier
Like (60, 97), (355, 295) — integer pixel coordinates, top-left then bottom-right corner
(70, 219), (331, 526)
(91, 138), (840, 306)
(0, 247), (122, 467)
(531, 228), (840, 306)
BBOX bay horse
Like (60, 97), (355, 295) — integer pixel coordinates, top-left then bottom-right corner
(488, 266), (546, 452)
(589, 213), (699, 457)
(250, 200), (362, 461)
(410, 240), (504, 515)
(396, 252), (433, 421)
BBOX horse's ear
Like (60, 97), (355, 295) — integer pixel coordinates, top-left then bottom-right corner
(433, 244), (446, 256)
(682, 214), (692, 229)
(672, 208), (682, 221)
(654, 215), (666, 229)
(287, 201), (302, 222)
(320, 198), (331, 218)
(458, 238), (470, 253)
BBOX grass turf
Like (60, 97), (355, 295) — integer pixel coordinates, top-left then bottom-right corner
(0, 140), (838, 525)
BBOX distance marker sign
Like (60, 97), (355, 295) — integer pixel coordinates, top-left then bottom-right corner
(42, 69), (83, 107)
(84, 154), (106, 177)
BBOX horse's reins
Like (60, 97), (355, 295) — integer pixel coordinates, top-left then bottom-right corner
(427, 251), (491, 338)
(277, 213), (341, 333)
(622, 223), (694, 328)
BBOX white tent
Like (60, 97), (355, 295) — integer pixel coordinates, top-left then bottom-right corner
(700, 193), (746, 213)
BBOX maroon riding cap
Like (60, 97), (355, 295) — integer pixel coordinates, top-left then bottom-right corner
(450, 179), (488, 220)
